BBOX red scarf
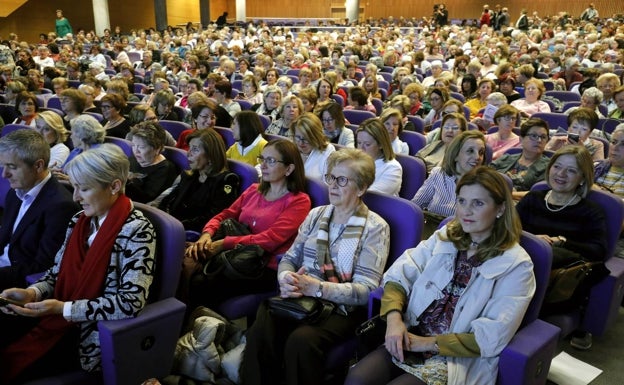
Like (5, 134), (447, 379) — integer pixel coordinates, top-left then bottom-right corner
(0, 195), (132, 382)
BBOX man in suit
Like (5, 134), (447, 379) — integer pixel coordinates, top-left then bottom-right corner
(0, 129), (78, 290)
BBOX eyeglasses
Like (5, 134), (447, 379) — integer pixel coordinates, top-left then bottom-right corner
(321, 118), (334, 124)
(442, 125), (461, 131)
(294, 135), (309, 144)
(324, 173), (350, 187)
(499, 115), (515, 121)
(527, 133), (548, 142)
(257, 156), (286, 166)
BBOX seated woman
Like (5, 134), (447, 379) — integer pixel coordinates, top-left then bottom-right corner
(516, 146), (607, 350)
(226, 110), (268, 166)
(185, 139), (311, 310)
(362, 74), (382, 101)
(151, 90), (180, 121)
(545, 108), (604, 161)
(424, 99), (466, 143)
(0, 144), (156, 383)
(236, 74), (263, 105)
(299, 88), (318, 113)
(402, 82), (425, 116)
(417, 112), (467, 173)
(594, 124), (624, 197)
(127, 104), (176, 146)
(356, 118), (403, 196)
(485, 104), (522, 160)
(276, 76), (293, 99)
(464, 78), (496, 120)
(125, 122), (178, 203)
(318, 102), (355, 148)
(266, 95), (303, 137)
(564, 87), (604, 119)
(511, 78), (551, 118)
(159, 129), (240, 232)
(380, 108), (409, 155)
(346, 167), (535, 385)
(59, 88), (87, 129)
(55, 115), (106, 182)
(290, 112), (336, 180)
(12, 91), (39, 127)
(422, 86), (450, 126)
(345, 86), (377, 114)
(491, 117), (551, 200)
(291, 67), (312, 95)
(101, 93), (132, 139)
(34, 110), (70, 169)
(241, 148), (391, 385)
(607, 85), (624, 120)
(214, 80), (241, 118)
(252, 85), (283, 122)
(176, 100), (219, 151)
(412, 131), (486, 237)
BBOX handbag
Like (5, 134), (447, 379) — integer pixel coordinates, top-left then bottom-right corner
(355, 315), (386, 359)
(201, 218), (267, 280)
(545, 260), (604, 304)
(266, 296), (335, 324)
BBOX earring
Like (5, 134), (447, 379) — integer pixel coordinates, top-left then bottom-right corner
(496, 214), (502, 218)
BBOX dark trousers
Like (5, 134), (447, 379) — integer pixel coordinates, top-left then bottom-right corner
(240, 301), (365, 385)
(345, 346), (426, 385)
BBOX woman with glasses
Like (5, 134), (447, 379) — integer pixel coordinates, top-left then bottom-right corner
(546, 108), (604, 161)
(290, 112), (336, 179)
(491, 118), (551, 200)
(12, 92), (39, 127)
(485, 104), (521, 160)
(593, 124), (624, 197)
(423, 87), (450, 126)
(100, 93), (131, 139)
(34, 110), (70, 169)
(266, 95), (303, 137)
(318, 102), (355, 148)
(417, 112), (468, 173)
(236, 74), (263, 105)
(510, 78), (551, 118)
(59, 88), (86, 129)
(356, 118), (403, 196)
(241, 148), (390, 385)
(185, 139), (311, 310)
(176, 100), (218, 151)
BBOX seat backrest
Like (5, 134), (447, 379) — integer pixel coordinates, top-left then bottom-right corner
(371, 98), (383, 116)
(330, 94), (344, 106)
(344, 109), (376, 125)
(306, 177), (329, 208)
(159, 120), (191, 141)
(395, 154), (426, 200)
(214, 126), (235, 147)
(104, 136), (133, 157)
(545, 91), (581, 103)
(238, 100), (253, 111)
(362, 191), (423, 265)
(406, 115), (425, 133)
(399, 130), (426, 155)
(258, 114), (271, 130)
(84, 111), (105, 123)
(598, 118), (621, 135)
(561, 101), (581, 112)
(47, 96), (62, 110)
(0, 167), (10, 209)
(519, 231), (553, 326)
(163, 146), (190, 172)
(228, 158), (259, 191)
(532, 112), (568, 131)
(450, 92), (465, 103)
(133, 202), (186, 302)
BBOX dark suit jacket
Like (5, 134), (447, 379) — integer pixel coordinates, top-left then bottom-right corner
(0, 176), (79, 289)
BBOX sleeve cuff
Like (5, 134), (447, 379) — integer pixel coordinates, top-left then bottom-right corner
(63, 301), (73, 321)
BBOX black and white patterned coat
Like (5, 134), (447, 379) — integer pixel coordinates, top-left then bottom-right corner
(31, 208), (156, 371)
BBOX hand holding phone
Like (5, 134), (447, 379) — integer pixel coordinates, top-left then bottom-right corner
(568, 133), (580, 143)
(0, 296), (25, 307)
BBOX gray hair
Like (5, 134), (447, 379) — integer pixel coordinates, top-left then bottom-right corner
(326, 148), (375, 191)
(564, 57), (580, 70)
(70, 115), (106, 145)
(0, 129), (50, 167)
(263, 85), (283, 99)
(486, 92), (507, 106)
(65, 143), (129, 192)
(613, 124), (624, 137)
(582, 87), (603, 104)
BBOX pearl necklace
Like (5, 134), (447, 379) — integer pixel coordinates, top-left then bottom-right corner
(544, 191), (578, 212)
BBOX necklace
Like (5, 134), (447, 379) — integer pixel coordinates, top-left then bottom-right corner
(470, 240), (480, 248)
(544, 190), (578, 212)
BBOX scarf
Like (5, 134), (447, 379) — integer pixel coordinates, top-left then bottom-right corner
(0, 195), (133, 382)
(315, 203), (368, 283)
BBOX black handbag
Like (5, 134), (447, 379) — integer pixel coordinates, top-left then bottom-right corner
(266, 296), (335, 324)
(201, 218), (267, 280)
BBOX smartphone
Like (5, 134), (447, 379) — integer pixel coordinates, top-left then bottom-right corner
(403, 351), (424, 366)
(568, 133), (580, 143)
(0, 296), (25, 307)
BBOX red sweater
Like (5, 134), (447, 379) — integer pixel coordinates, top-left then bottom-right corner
(203, 184), (311, 269)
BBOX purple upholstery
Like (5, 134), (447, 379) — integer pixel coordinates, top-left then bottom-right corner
(104, 136), (133, 157)
(227, 158), (259, 191)
(238, 99), (253, 111)
(544, 91), (581, 103)
(306, 177), (330, 208)
(406, 115), (425, 133)
(395, 154), (426, 200)
(344, 109), (376, 125)
(371, 98), (383, 115)
(258, 114), (271, 130)
(215, 126), (235, 147)
(23, 202), (187, 385)
(398, 130), (426, 156)
(0, 123), (31, 137)
(159, 120), (191, 141)
(532, 112), (568, 131)
(163, 146), (190, 172)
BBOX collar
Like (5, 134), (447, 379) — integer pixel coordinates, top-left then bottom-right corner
(15, 172), (51, 202)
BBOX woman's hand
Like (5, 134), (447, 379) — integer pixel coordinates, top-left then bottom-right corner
(406, 334), (438, 353)
(385, 311), (410, 362)
(536, 234), (559, 245)
(279, 270), (303, 298)
(185, 233), (212, 261)
(208, 239), (224, 256)
(12, 299), (65, 318)
(278, 267), (319, 298)
(0, 288), (36, 316)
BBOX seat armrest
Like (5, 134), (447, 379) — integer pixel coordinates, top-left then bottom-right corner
(97, 298), (186, 385)
(367, 287), (384, 318)
(26, 272), (45, 285)
(497, 319), (560, 385)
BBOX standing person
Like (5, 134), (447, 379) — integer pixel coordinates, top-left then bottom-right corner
(580, 3), (599, 21)
(0, 130), (78, 291)
(434, 4), (449, 28)
(54, 10), (72, 40)
(515, 9), (529, 31)
(480, 4), (492, 27)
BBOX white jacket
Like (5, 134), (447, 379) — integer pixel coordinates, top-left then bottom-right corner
(383, 226), (536, 385)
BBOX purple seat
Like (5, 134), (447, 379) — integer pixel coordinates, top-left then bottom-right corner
(306, 177), (330, 208)
(395, 154), (426, 200)
(163, 146), (190, 172)
(344, 109), (376, 125)
(24, 202), (187, 385)
(1, 123), (31, 137)
(47, 96), (62, 110)
(449, 91), (465, 103)
(598, 118), (621, 134)
(84, 111), (104, 123)
(532, 112), (568, 131)
(406, 114), (425, 133)
(215, 126), (236, 147)
(399, 130), (426, 155)
(104, 136), (133, 157)
(257, 114), (271, 130)
(545, 90), (581, 103)
(330, 94), (344, 106)
(159, 120), (191, 141)
(227, 158), (259, 191)
(371, 98), (383, 116)
(238, 99), (253, 111)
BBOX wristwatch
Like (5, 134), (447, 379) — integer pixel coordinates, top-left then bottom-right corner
(315, 281), (323, 298)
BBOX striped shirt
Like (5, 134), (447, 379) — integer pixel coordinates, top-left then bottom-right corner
(412, 166), (459, 217)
